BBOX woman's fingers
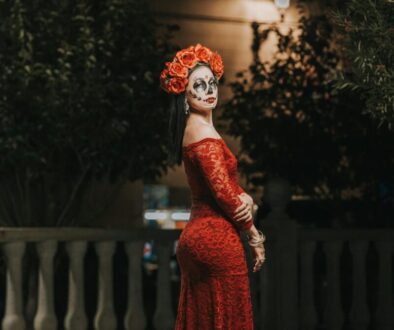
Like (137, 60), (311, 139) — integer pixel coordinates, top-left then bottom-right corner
(234, 207), (249, 220)
(252, 246), (265, 272)
(253, 258), (264, 272)
(234, 201), (248, 213)
(235, 212), (252, 223)
(234, 200), (253, 222)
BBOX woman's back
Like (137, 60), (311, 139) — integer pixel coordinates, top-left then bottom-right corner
(176, 137), (254, 329)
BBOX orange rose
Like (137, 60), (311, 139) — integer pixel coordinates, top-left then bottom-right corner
(160, 68), (169, 88)
(176, 50), (198, 69)
(184, 45), (195, 52)
(167, 76), (188, 94)
(194, 44), (212, 63)
(168, 61), (188, 78)
(210, 52), (224, 79)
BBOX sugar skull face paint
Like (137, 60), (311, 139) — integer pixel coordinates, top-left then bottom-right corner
(186, 65), (218, 111)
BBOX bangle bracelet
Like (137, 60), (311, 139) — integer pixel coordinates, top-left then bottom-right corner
(248, 230), (265, 242)
(248, 241), (264, 247)
(247, 230), (266, 246)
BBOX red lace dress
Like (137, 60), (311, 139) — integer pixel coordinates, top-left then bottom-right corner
(175, 137), (254, 330)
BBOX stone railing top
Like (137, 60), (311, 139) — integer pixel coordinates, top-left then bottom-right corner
(0, 226), (392, 243)
(0, 227), (182, 242)
(299, 228), (394, 241)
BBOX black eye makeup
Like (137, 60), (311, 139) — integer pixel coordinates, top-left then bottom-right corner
(193, 79), (207, 93)
(209, 77), (218, 87)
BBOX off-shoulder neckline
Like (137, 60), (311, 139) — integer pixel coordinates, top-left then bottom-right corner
(182, 137), (224, 150)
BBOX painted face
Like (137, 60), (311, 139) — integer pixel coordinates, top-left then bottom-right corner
(186, 65), (218, 111)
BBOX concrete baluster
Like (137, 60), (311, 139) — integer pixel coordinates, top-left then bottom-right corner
(2, 241), (26, 330)
(300, 240), (317, 330)
(375, 241), (394, 330)
(34, 240), (58, 330)
(124, 240), (146, 330)
(94, 241), (117, 330)
(64, 241), (88, 330)
(153, 239), (175, 330)
(323, 240), (344, 330)
(349, 241), (370, 330)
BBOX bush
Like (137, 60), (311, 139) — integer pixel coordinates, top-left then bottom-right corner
(221, 10), (394, 201)
(330, 0), (394, 128)
(0, 0), (175, 225)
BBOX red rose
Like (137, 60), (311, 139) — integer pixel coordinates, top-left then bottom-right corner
(167, 76), (188, 94)
(194, 44), (212, 63)
(176, 49), (198, 69)
(210, 52), (224, 79)
(168, 61), (188, 78)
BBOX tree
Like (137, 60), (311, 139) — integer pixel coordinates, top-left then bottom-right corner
(221, 9), (394, 201)
(330, 0), (394, 128)
(0, 0), (176, 226)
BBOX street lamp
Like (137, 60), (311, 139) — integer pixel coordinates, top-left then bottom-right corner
(274, 0), (290, 22)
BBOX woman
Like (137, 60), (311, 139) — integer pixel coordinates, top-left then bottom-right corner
(160, 44), (266, 329)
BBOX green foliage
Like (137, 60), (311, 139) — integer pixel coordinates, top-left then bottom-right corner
(0, 0), (176, 226)
(222, 11), (394, 200)
(330, 0), (394, 128)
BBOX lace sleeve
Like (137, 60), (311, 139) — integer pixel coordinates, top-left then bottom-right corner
(237, 185), (245, 194)
(190, 139), (253, 231)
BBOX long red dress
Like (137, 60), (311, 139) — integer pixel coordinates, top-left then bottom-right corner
(175, 137), (254, 330)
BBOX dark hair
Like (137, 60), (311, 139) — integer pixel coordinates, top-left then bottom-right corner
(167, 64), (212, 165)
(168, 93), (188, 165)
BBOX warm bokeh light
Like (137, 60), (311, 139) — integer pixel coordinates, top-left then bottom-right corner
(242, 1), (280, 22)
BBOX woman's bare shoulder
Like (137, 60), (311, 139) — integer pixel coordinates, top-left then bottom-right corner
(183, 123), (221, 147)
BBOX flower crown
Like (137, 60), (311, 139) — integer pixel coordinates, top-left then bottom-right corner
(160, 44), (224, 95)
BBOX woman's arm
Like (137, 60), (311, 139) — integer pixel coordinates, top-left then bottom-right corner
(190, 139), (253, 231)
(236, 164), (254, 209)
(239, 191), (254, 206)
(237, 185), (245, 194)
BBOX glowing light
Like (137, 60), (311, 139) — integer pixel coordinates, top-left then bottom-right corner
(171, 212), (191, 221)
(275, 0), (290, 9)
(144, 211), (168, 220)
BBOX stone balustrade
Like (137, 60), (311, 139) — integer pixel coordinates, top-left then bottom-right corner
(0, 178), (392, 330)
(256, 177), (394, 330)
(0, 228), (181, 330)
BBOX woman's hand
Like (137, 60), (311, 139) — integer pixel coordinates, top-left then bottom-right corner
(239, 192), (253, 209)
(233, 198), (253, 225)
(233, 192), (255, 225)
(251, 243), (265, 272)
(246, 225), (266, 272)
